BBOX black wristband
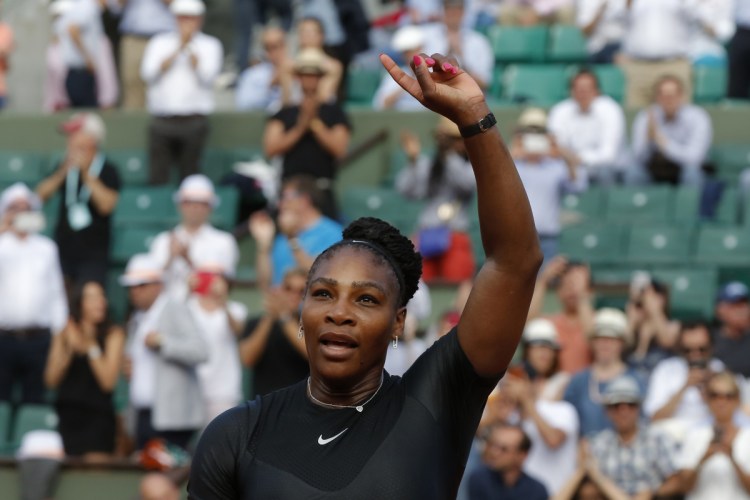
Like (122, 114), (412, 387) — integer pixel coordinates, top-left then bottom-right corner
(459, 112), (497, 138)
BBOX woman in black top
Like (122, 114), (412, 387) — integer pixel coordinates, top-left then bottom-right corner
(188, 52), (542, 499)
(44, 281), (125, 459)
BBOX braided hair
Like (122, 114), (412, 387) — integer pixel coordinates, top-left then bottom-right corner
(308, 217), (422, 308)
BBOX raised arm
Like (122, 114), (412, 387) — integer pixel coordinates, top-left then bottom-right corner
(380, 53), (542, 378)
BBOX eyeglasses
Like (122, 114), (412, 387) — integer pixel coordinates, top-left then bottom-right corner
(605, 402), (639, 410)
(485, 442), (519, 453)
(707, 391), (739, 401)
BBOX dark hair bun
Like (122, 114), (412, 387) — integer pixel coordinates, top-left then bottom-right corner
(343, 217), (422, 307)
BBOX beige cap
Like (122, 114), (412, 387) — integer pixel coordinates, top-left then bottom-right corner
(60, 112), (106, 143)
(590, 308), (631, 345)
(119, 254), (164, 287)
(170, 0), (205, 16)
(174, 174), (218, 207)
(603, 375), (641, 405)
(392, 25), (425, 52)
(517, 107), (548, 130)
(523, 318), (560, 349)
(294, 48), (328, 75)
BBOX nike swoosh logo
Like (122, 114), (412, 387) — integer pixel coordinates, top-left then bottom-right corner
(318, 428), (348, 445)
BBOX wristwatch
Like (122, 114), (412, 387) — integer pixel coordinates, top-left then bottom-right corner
(459, 113), (497, 138)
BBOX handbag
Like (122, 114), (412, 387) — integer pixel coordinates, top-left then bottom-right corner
(418, 226), (451, 258)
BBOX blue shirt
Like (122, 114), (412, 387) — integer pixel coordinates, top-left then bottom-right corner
(468, 466), (548, 500)
(563, 367), (646, 438)
(271, 216), (343, 285)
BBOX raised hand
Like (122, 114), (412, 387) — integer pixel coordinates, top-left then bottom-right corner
(379, 52), (487, 127)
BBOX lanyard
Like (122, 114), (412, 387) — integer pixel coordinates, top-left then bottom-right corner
(65, 154), (104, 207)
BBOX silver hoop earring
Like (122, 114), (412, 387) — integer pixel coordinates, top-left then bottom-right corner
(392, 337), (398, 349)
(298, 324), (304, 339)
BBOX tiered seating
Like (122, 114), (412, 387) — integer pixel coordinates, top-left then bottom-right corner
(339, 186), (424, 236)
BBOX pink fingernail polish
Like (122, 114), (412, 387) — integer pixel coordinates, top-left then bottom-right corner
(425, 57), (436, 66)
(443, 63), (453, 72)
(413, 55), (422, 66)
(450, 67), (458, 75)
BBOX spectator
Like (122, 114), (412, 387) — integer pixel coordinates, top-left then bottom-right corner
(384, 279), (431, 376)
(396, 117), (476, 284)
(553, 470), (628, 500)
(495, 372), (580, 495)
(564, 308), (645, 437)
(728, 1), (750, 99)
(118, 0), (176, 110)
(56, 0), (104, 108)
(263, 50), (351, 219)
(527, 257), (594, 374)
(0, 6), (14, 109)
(427, 0), (494, 90)
(0, 183), (68, 404)
(148, 174), (239, 301)
(248, 175), (342, 289)
(44, 281), (124, 459)
(548, 69), (629, 185)
(618, 0), (696, 107)
(689, 0), (736, 66)
(235, 26), (290, 113)
(630, 75), (713, 186)
(713, 282), (750, 378)
(373, 25), (428, 111)
(120, 253), (208, 450)
(281, 17), (343, 105)
(141, 0), (222, 185)
(519, 318), (570, 400)
(576, 0), (627, 64)
(36, 113), (120, 288)
(510, 107), (588, 264)
(139, 472), (181, 500)
(644, 321), (726, 429)
(468, 424), (548, 500)
(678, 371), (750, 499)
(586, 375), (682, 498)
(187, 261), (246, 424)
(499, 0), (575, 26)
(45, 1), (119, 112)
(239, 268), (309, 397)
(626, 278), (680, 379)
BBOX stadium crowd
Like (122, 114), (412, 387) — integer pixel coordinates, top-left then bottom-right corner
(0, 0), (749, 498)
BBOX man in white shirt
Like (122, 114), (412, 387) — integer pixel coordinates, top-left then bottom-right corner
(629, 75), (713, 186)
(373, 25), (427, 111)
(140, 0), (222, 185)
(499, 0), (575, 25)
(576, 0), (627, 63)
(148, 174), (239, 301)
(0, 183), (68, 404)
(728, 0), (750, 99)
(121, 253), (208, 450)
(619, 0), (697, 107)
(57, 0), (103, 107)
(235, 26), (289, 113)
(548, 69), (628, 185)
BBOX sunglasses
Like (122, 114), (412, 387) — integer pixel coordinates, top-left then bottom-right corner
(707, 391), (739, 401)
(605, 402), (639, 410)
(485, 442), (519, 453)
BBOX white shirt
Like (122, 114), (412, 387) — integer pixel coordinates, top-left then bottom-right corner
(622, 0), (695, 59)
(128, 294), (168, 408)
(235, 62), (283, 113)
(0, 232), (67, 333)
(523, 400), (580, 495)
(141, 31), (223, 116)
(677, 426), (750, 500)
(56, 0), (103, 69)
(189, 298), (247, 404)
(548, 95), (629, 172)
(688, 0), (736, 61)
(149, 224), (239, 301)
(737, 0), (750, 27)
(424, 25), (495, 87)
(576, 0), (628, 54)
(373, 68), (426, 111)
(643, 357), (725, 426)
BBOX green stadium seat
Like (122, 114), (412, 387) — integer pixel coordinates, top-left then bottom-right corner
(0, 401), (11, 454)
(0, 152), (43, 185)
(502, 64), (568, 105)
(559, 223), (629, 264)
(113, 186), (176, 228)
(651, 267), (719, 321)
(592, 65), (626, 104)
(228, 148), (264, 164)
(694, 226), (750, 266)
(674, 186), (739, 225)
(561, 187), (605, 223)
(547, 26), (587, 63)
(625, 225), (693, 265)
(211, 185), (240, 230)
(106, 267), (129, 323)
(487, 26), (548, 63)
(346, 68), (382, 106)
(714, 187), (740, 225)
(339, 187), (424, 236)
(604, 186), (673, 223)
(711, 144), (750, 182)
(200, 149), (236, 184)
(693, 65), (727, 104)
(488, 65), (504, 100)
(106, 150), (149, 185)
(111, 226), (163, 264)
(9, 404), (58, 451)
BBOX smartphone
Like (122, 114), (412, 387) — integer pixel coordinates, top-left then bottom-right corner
(13, 211), (46, 234)
(193, 271), (216, 296)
